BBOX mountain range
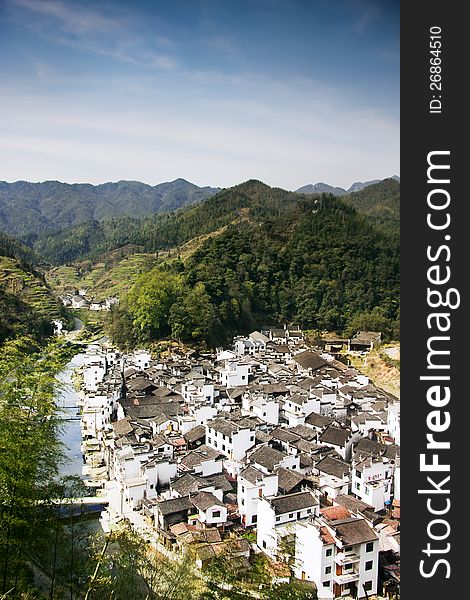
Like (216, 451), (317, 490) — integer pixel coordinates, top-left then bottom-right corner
(296, 175), (399, 196)
(0, 176), (398, 239)
(0, 178), (220, 238)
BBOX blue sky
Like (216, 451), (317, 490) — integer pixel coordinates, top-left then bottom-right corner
(0, 0), (399, 189)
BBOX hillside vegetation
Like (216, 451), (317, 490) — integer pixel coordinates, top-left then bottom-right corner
(102, 180), (400, 348)
(0, 178), (219, 237)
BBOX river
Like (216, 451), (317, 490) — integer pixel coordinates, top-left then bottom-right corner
(56, 352), (85, 477)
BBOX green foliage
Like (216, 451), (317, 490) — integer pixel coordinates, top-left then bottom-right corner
(127, 269), (183, 341)
(0, 179), (219, 238)
(86, 524), (201, 600)
(0, 338), (71, 596)
(97, 182), (400, 348)
(262, 581), (317, 600)
(345, 178), (400, 237)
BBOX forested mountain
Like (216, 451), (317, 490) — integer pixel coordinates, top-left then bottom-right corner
(296, 182), (348, 196)
(296, 175), (399, 196)
(101, 180), (400, 347)
(344, 178), (400, 237)
(0, 232), (64, 343)
(0, 178), (220, 237)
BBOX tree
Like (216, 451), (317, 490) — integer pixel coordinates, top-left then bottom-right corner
(169, 282), (217, 345)
(127, 269), (183, 341)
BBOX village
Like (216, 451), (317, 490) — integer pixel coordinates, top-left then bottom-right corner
(76, 326), (400, 600)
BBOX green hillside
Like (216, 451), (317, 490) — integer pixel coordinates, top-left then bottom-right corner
(344, 178), (400, 237)
(0, 179), (219, 238)
(102, 181), (400, 347)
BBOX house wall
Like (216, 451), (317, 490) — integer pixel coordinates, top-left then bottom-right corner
(295, 522), (334, 600)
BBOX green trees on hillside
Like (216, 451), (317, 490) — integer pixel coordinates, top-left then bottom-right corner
(108, 191), (399, 349)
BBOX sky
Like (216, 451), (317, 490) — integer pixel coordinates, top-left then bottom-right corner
(0, 0), (400, 190)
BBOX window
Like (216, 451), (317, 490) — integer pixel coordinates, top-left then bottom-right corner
(289, 513), (293, 518)
(366, 542), (374, 553)
(355, 469), (362, 478)
(262, 540), (267, 549)
(324, 581), (330, 588)
(250, 435), (255, 442)
(344, 546), (353, 553)
(212, 510), (221, 518)
(326, 548), (332, 557)
(276, 516), (280, 522)
(241, 499), (245, 506)
(365, 560), (373, 571)
(241, 486), (245, 493)
(307, 508), (312, 514)
(325, 566), (331, 575)
(364, 581), (373, 592)
(355, 481), (360, 490)
(252, 515), (257, 524)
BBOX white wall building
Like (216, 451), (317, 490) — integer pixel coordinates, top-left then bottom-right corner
(351, 457), (393, 512)
(257, 491), (319, 559)
(238, 465), (279, 527)
(295, 515), (379, 600)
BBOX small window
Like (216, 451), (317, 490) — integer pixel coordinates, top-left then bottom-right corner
(366, 542), (374, 552)
(325, 566), (331, 575)
(276, 516), (280, 522)
(365, 560), (373, 571)
(289, 513), (293, 518)
(324, 581), (330, 588)
(344, 546), (353, 553)
(326, 548), (332, 557)
(262, 540), (267, 548)
(241, 486), (245, 493)
(212, 510), (221, 518)
(364, 581), (373, 591)
(355, 469), (361, 478)
(252, 515), (257, 524)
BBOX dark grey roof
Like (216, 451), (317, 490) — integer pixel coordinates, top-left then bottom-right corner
(183, 425), (206, 443)
(248, 445), (287, 471)
(269, 491), (318, 515)
(239, 465), (266, 485)
(207, 418), (240, 437)
(319, 426), (351, 447)
(293, 350), (328, 371)
(127, 377), (157, 392)
(305, 412), (334, 429)
(190, 491), (225, 511)
(171, 473), (203, 496)
(179, 445), (223, 469)
(289, 424), (317, 441)
(331, 517), (378, 545)
(270, 428), (301, 444)
(315, 456), (350, 479)
(274, 467), (305, 493)
(157, 496), (193, 516)
(353, 438), (400, 461)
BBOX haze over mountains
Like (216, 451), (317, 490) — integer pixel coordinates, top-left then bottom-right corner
(0, 179), (220, 237)
(296, 175), (400, 196)
(0, 176), (399, 239)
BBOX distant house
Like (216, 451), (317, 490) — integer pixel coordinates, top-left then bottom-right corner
(257, 490), (320, 558)
(348, 332), (382, 353)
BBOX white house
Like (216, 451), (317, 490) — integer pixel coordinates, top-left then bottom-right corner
(283, 394), (320, 426)
(178, 445), (224, 477)
(257, 490), (319, 559)
(387, 402), (400, 445)
(238, 465), (279, 527)
(295, 514), (379, 599)
(188, 492), (228, 527)
(219, 359), (251, 388)
(314, 456), (350, 502)
(351, 457), (393, 512)
(206, 417), (256, 461)
(242, 392), (279, 425)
